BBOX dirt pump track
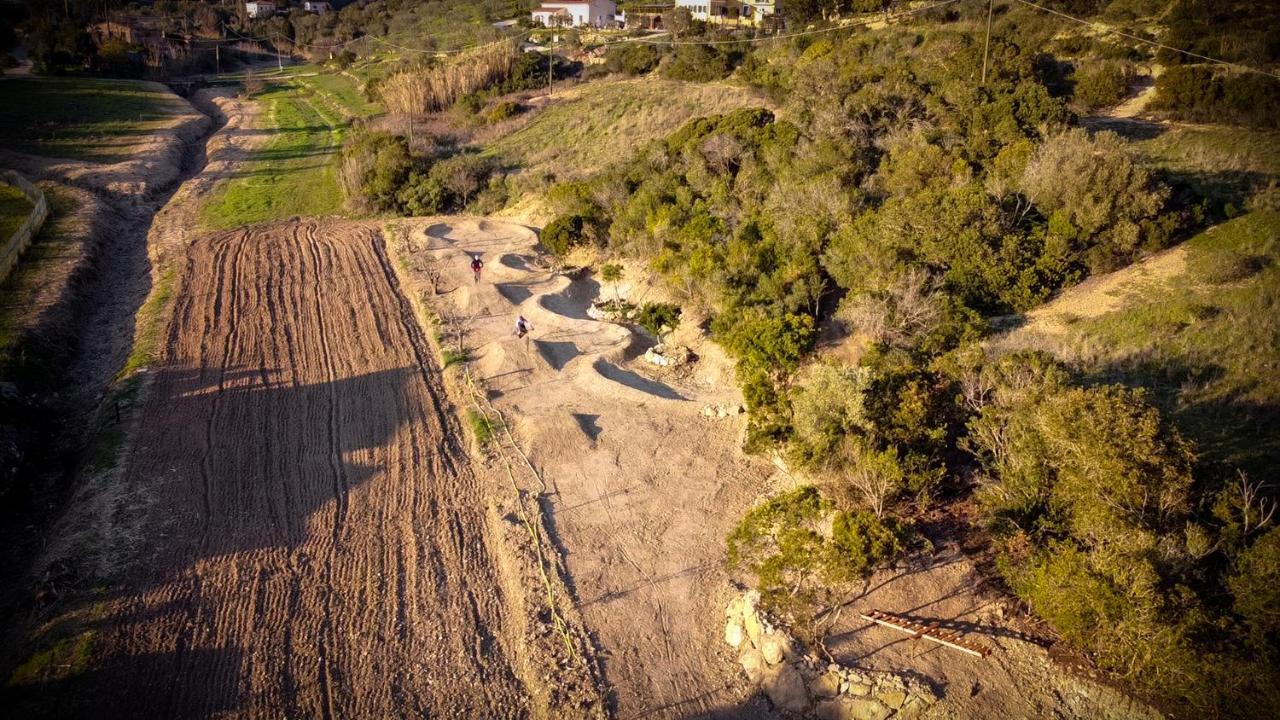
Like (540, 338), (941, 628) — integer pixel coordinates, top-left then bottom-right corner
(86, 221), (535, 718)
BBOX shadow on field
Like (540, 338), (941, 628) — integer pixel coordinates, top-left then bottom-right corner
(2, 646), (246, 719)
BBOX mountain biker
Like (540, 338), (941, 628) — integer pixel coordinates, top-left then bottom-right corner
(471, 254), (484, 283)
(514, 315), (533, 339)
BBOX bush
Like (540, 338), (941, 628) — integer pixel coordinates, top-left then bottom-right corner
(1072, 61), (1132, 110)
(662, 44), (734, 82)
(540, 214), (587, 256)
(427, 154), (492, 209)
(483, 100), (523, 124)
(606, 43), (661, 75)
(1153, 65), (1280, 128)
(395, 170), (448, 216)
(338, 131), (413, 213)
(635, 302), (681, 337)
(726, 486), (909, 627)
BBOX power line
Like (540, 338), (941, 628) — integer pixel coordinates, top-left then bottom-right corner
(1009, 0), (1280, 80)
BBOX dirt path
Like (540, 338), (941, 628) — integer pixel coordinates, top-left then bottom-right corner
(989, 241), (1188, 351)
(69, 220), (533, 718)
(394, 219), (779, 719)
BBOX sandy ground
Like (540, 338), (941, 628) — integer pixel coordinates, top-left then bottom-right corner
(56, 221), (538, 718)
(391, 218), (784, 719)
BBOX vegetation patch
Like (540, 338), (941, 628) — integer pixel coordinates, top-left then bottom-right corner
(199, 83), (345, 229)
(0, 77), (191, 163)
(0, 183), (33, 242)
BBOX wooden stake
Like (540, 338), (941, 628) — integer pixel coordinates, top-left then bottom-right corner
(981, 0), (994, 85)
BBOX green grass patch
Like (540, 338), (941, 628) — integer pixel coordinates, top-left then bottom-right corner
(441, 347), (469, 368)
(0, 183), (33, 241)
(1057, 211), (1280, 475)
(0, 186), (81, 377)
(467, 409), (496, 447)
(299, 71), (381, 119)
(0, 77), (192, 163)
(7, 630), (95, 687)
(198, 82), (345, 229)
(479, 76), (770, 181)
(118, 266), (176, 379)
(1136, 125), (1280, 204)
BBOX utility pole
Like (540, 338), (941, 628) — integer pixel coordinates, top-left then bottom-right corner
(981, 0), (994, 85)
(215, 43), (221, 74)
(547, 50), (553, 97)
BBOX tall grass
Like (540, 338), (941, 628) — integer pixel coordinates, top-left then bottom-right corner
(379, 40), (519, 115)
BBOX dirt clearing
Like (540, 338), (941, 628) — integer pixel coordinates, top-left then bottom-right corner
(392, 218), (779, 718)
(50, 221), (535, 717)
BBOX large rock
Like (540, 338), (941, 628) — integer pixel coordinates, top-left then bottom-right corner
(725, 617), (746, 649)
(761, 662), (810, 714)
(815, 696), (892, 720)
(811, 671), (842, 699)
(876, 688), (907, 709)
(739, 648), (767, 684)
(758, 631), (791, 665)
(743, 606), (764, 646)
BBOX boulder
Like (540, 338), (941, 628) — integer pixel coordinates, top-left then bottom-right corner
(845, 697), (892, 720)
(724, 618), (745, 649)
(761, 662), (810, 714)
(725, 595), (746, 621)
(743, 608), (764, 647)
(876, 689), (907, 709)
(739, 648), (767, 684)
(897, 695), (930, 720)
(758, 632), (791, 665)
(815, 696), (891, 720)
(811, 671), (842, 699)
(845, 680), (872, 696)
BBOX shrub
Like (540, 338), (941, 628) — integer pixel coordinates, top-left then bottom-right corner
(395, 170), (448, 216)
(662, 44), (734, 82)
(540, 214), (587, 256)
(605, 43), (661, 75)
(483, 100), (523, 124)
(726, 486), (909, 627)
(1020, 128), (1173, 272)
(635, 302), (681, 337)
(338, 131), (413, 213)
(427, 154), (492, 208)
(1072, 61), (1133, 110)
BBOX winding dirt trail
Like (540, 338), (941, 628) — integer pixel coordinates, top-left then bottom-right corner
(395, 219), (778, 719)
(79, 221), (534, 718)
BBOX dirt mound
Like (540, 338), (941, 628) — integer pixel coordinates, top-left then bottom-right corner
(65, 221), (535, 717)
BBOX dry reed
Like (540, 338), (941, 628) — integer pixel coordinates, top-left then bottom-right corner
(380, 40), (520, 115)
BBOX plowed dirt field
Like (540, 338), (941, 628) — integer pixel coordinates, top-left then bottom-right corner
(82, 220), (532, 717)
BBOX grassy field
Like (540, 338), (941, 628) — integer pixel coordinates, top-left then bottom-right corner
(297, 71), (382, 120)
(0, 77), (193, 163)
(479, 77), (773, 180)
(198, 81), (346, 230)
(0, 183), (33, 241)
(1015, 211), (1280, 476)
(1136, 125), (1280, 205)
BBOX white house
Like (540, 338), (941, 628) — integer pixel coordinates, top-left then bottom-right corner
(674, 0), (778, 26)
(531, 0), (619, 28)
(303, 1), (331, 13)
(244, 1), (276, 19)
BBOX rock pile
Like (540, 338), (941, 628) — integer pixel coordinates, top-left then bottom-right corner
(586, 301), (635, 323)
(643, 344), (691, 367)
(725, 592), (939, 719)
(700, 403), (745, 418)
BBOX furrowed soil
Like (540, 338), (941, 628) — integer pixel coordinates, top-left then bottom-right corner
(32, 221), (540, 717)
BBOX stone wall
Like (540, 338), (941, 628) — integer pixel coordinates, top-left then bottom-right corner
(0, 170), (49, 284)
(725, 592), (939, 720)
